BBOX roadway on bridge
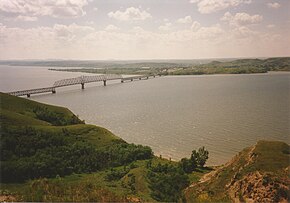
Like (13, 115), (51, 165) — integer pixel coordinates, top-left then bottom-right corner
(7, 74), (161, 97)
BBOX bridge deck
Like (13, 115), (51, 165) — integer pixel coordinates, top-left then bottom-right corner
(8, 87), (55, 97)
(53, 74), (122, 87)
(6, 74), (161, 97)
(121, 75), (160, 82)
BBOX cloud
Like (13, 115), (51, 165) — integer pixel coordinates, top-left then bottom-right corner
(191, 21), (201, 31)
(53, 23), (94, 40)
(267, 24), (275, 28)
(0, 22), (220, 59)
(177, 16), (192, 24)
(85, 21), (95, 25)
(267, 2), (281, 9)
(221, 12), (263, 26)
(130, 26), (145, 33)
(159, 23), (172, 31)
(231, 26), (258, 39)
(0, 21), (288, 60)
(189, 0), (252, 14)
(108, 7), (152, 21)
(15, 15), (38, 22)
(105, 24), (120, 31)
(196, 24), (224, 39)
(189, 0), (200, 3)
(0, 0), (88, 18)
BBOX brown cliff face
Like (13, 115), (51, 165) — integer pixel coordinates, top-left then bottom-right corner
(184, 141), (290, 202)
(227, 171), (289, 203)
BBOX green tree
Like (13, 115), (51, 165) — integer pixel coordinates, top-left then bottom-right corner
(191, 146), (209, 168)
(197, 146), (209, 167)
(147, 163), (189, 202)
(180, 158), (195, 173)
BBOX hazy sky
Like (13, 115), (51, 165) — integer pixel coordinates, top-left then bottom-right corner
(0, 0), (289, 60)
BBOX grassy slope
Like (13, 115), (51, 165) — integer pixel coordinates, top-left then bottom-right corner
(0, 93), (209, 201)
(0, 92), (75, 120)
(0, 92), (119, 146)
(2, 93), (287, 201)
(0, 93), (122, 201)
(184, 140), (290, 202)
(2, 157), (211, 202)
(1, 158), (186, 202)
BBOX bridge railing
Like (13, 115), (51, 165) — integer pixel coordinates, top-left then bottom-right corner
(6, 74), (160, 97)
(53, 77), (82, 87)
(53, 74), (122, 87)
(7, 87), (55, 97)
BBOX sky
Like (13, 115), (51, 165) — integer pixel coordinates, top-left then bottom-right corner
(0, 0), (289, 60)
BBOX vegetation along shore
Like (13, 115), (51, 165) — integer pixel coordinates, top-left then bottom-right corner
(0, 92), (289, 202)
(45, 57), (290, 76)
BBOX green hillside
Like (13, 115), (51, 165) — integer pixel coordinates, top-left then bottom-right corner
(0, 93), (153, 201)
(0, 93), (210, 201)
(1, 93), (288, 202)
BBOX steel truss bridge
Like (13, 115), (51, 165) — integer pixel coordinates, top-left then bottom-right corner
(7, 74), (160, 97)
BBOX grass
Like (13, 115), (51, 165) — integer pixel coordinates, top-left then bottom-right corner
(5, 92), (287, 202)
(243, 140), (290, 174)
(0, 92), (75, 120)
(1, 157), (210, 202)
(0, 109), (50, 126)
(188, 167), (213, 183)
(2, 92), (288, 202)
(0, 92), (120, 148)
(0, 92), (210, 201)
(32, 124), (120, 148)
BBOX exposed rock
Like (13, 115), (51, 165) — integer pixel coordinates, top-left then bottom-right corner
(184, 141), (290, 202)
(228, 171), (289, 203)
(126, 196), (142, 202)
(0, 195), (17, 202)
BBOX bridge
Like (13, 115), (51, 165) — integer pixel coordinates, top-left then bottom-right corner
(7, 74), (161, 97)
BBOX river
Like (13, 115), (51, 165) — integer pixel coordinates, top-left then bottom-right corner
(1, 65), (289, 165)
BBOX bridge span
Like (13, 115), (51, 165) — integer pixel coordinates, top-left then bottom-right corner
(7, 74), (161, 97)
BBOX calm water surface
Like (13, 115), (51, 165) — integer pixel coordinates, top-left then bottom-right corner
(1, 65), (289, 165)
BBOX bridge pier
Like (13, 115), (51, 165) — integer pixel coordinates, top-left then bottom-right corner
(8, 74), (161, 97)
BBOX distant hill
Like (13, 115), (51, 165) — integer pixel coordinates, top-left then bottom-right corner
(184, 140), (290, 202)
(204, 57), (290, 71)
(43, 57), (289, 75)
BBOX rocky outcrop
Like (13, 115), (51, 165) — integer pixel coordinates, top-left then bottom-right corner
(228, 171), (289, 203)
(184, 141), (290, 202)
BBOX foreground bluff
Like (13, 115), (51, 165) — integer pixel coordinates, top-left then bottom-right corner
(184, 140), (290, 202)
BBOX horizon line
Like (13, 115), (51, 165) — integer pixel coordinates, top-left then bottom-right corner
(0, 56), (289, 61)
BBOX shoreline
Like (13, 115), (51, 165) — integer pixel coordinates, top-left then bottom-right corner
(48, 68), (290, 76)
